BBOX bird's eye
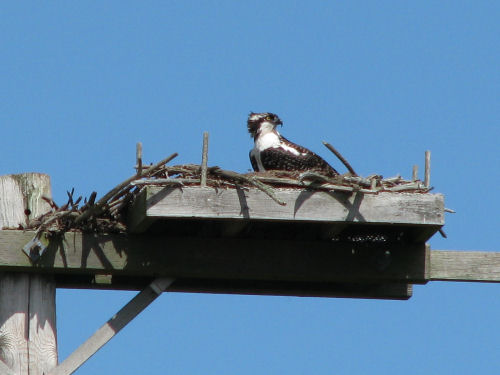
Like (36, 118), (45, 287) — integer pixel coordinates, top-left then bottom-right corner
(265, 116), (272, 121)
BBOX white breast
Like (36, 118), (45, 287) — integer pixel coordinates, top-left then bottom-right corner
(255, 132), (280, 151)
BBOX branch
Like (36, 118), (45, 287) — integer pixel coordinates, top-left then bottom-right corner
(322, 141), (358, 176)
(211, 168), (286, 206)
(74, 152), (178, 224)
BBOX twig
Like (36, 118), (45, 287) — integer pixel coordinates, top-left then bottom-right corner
(298, 171), (332, 184)
(342, 176), (373, 187)
(201, 132), (209, 187)
(109, 192), (136, 217)
(322, 141), (358, 176)
(100, 152), (178, 205)
(384, 182), (426, 192)
(412, 165), (418, 181)
(42, 196), (59, 210)
(382, 175), (402, 183)
(74, 152), (178, 224)
(35, 211), (79, 235)
(136, 142), (143, 176)
(131, 178), (200, 186)
(211, 168), (286, 206)
(424, 150), (431, 187)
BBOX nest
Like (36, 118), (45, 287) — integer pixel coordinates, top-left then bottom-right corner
(24, 152), (432, 236)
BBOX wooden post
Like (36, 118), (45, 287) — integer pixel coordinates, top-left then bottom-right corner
(0, 173), (58, 375)
(200, 132), (209, 187)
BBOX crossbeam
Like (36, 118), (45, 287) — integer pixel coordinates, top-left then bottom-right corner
(47, 277), (174, 375)
(0, 230), (426, 300)
(430, 251), (500, 282)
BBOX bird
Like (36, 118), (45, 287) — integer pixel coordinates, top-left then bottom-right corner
(247, 112), (338, 176)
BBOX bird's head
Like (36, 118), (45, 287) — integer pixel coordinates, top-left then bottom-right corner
(247, 112), (283, 138)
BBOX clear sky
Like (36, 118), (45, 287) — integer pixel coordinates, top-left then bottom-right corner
(2, 1), (499, 374)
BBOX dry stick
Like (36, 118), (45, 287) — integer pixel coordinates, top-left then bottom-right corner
(109, 192), (136, 217)
(131, 178), (200, 186)
(211, 168), (286, 205)
(136, 142), (143, 176)
(424, 150), (431, 187)
(412, 165), (419, 181)
(35, 211), (79, 235)
(201, 132), (209, 187)
(74, 152), (179, 224)
(322, 141), (358, 176)
(251, 175), (378, 194)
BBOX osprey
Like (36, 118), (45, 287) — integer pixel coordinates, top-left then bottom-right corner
(247, 112), (338, 176)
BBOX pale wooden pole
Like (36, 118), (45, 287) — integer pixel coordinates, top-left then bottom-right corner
(0, 173), (58, 375)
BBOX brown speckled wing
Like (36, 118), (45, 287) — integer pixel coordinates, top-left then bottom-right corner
(260, 138), (338, 176)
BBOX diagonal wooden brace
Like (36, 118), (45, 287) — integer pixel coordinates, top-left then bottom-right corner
(47, 277), (174, 375)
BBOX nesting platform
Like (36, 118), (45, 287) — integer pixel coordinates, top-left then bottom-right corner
(123, 185), (442, 300)
(128, 186), (444, 240)
(0, 183), (448, 300)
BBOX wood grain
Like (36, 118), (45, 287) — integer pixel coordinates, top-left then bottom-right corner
(0, 173), (57, 375)
(0, 230), (427, 288)
(0, 173), (52, 229)
(128, 186), (445, 233)
(430, 251), (500, 282)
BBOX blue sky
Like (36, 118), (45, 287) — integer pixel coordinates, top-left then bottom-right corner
(2, 1), (499, 374)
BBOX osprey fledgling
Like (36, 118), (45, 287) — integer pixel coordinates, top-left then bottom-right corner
(247, 112), (338, 176)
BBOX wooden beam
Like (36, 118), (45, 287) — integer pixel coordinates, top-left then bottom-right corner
(0, 173), (57, 375)
(0, 173), (52, 230)
(128, 186), (445, 234)
(48, 278), (173, 375)
(430, 250), (500, 282)
(0, 231), (428, 286)
(167, 279), (413, 300)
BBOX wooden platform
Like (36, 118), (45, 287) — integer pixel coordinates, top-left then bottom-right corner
(128, 186), (444, 243)
(0, 186), (451, 300)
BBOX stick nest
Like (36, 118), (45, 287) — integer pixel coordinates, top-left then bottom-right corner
(23, 159), (432, 235)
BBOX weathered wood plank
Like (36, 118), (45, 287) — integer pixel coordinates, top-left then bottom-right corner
(0, 231), (427, 290)
(0, 173), (52, 229)
(55, 277), (413, 300)
(128, 186), (445, 233)
(430, 251), (500, 282)
(165, 279), (413, 300)
(0, 231), (428, 285)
